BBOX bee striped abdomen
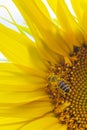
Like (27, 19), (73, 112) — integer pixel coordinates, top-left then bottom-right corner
(58, 80), (70, 93)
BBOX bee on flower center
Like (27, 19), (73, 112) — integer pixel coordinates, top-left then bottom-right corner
(48, 74), (70, 96)
(58, 80), (70, 94)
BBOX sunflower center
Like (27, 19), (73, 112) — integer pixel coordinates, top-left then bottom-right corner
(47, 45), (87, 130)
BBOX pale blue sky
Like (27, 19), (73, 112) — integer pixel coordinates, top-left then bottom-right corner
(0, 0), (26, 30)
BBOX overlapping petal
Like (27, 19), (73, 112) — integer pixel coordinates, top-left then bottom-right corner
(0, 24), (48, 72)
(0, 0), (87, 130)
(0, 24), (30, 67)
(13, 0), (73, 58)
(71, 0), (87, 42)
(0, 63), (54, 129)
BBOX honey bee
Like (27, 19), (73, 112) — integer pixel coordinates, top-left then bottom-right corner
(58, 80), (70, 94)
(48, 74), (70, 95)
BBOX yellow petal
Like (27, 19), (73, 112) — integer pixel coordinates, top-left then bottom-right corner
(0, 117), (25, 130)
(0, 24), (30, 67)
(0, 62), (48, 108)
(71, 0), (83, 23)
(47, 0), (58, 13)
(28, 22), (64, 65)
(13, 0), (72, 57)
(0, 63), (53, 123)
(56, 0), (85, 46)
(71, 0), (87, 43)
(0, 24), (31, 47)
(0, 100), (52, 120)
(33, 0), (51, 20)
(48, 123), (66, 130)
(16, 113), (66, 130)
(0, 24), (47, 71)
(0, 62), (46, 92)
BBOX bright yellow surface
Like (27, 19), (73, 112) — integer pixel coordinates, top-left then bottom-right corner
(0, 0), (87, 129)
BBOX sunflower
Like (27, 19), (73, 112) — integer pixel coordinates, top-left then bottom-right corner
(0, 0), (87, 130)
